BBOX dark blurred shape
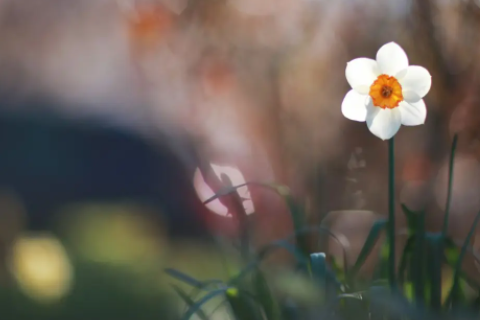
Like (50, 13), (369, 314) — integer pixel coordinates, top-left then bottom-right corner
(0, 99), (209, 239)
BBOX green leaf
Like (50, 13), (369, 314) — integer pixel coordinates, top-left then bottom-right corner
(350, 219), (387, 280)
(444, 239), (480, 291)
(426, 233), (443, 311)
(447, 209), (480, 306)
(228, 240), (308, 286)
(226, 288), (264, 320)
(182, 288), (229, 320)
(204, 182), (311, 262)
(412, 210), (426, 307)
(398, 235), (415, 285)
(231, 225), (348, 285)
(400, 204), (420, 237)
(372, 240), (389, 281)
(171, 284), (209, 320)
(442, 134), (458, 236)
(253, 269), (279, 320)
(165, 268), (223, 289)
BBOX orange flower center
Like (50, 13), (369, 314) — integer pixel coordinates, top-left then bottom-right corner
(369, 74), (403, 109)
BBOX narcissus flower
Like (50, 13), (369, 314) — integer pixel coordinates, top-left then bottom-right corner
(342, 42), (431, 140)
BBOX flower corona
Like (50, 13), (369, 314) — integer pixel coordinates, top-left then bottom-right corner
(369, 74), (403, 109)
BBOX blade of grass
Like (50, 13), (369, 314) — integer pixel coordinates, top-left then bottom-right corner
(229, 226), (349, 285)
(426, 233), (443, 311)
(220, 173), (251, 261)
(398, 235), (415, 285)
(412, 211), (426, 307)
(204, 182), (311, 260)
(172, 284), (210, 320)
(447, 209), (480, 306)
(442, 134), (458, 237)
(165, 268), (224, 289)
(182, 288), (229, 320)
(399, 204), (427, 306)
(444, 240), (480, 290)
(225, 287), (264, 320)
(228, 240), (308, 286)
(253, 269), (279, 320)
(349, 219), (387, 280)
(372, 239), (389, 281)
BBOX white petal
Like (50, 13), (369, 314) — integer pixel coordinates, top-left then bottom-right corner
(399, 66), (432, 99)
(376, 42), (409, 77)
(366, 104), (402, 140)
(341, 90), (369, 122)
(399, 99), (427, 126)
(402, 90), (422, 103)
(345, 58), (379, 94)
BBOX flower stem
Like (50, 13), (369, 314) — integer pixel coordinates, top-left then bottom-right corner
(388, 137), (395, 289)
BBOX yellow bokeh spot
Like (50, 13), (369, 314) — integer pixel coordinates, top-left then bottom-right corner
(9, 234), (73, 303)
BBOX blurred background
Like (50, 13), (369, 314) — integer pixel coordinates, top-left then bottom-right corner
(0, 0), (479, 318)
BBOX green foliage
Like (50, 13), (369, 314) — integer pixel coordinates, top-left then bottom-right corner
(167, 133), (480, 320)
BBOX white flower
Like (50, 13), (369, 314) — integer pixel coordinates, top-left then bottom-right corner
(342, 42), (431, 140)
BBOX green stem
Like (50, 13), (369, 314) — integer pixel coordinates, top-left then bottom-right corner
(442, 134), (458, 237)
(388, 137), (396, 289)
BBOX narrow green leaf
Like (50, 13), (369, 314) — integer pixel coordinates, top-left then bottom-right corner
(204, 182), (311, 262)
(447, 209), (480, 306)
(228, 240), (308, 286)
(398, 235), (415, 285)
(171, 284), (210, 320)
(226, 288), (264, 320)
(165, 268), (223, 289)
(444, 241), (480, 291)
(401, 204), (419, 237)
(350, 219), (387, 279)
(182, 288), (229, 320)
(229, 225), (348, 285)
(218, 173), (251, 261)
(412, 210), (426, 307)
(203, 183), (251, 204)
(442, 134), (458, 237)
(426, 233), (443, 311)
(373, 239), (389, 281)
(165, 268), (202, 287)
(253, 269), (279, 320)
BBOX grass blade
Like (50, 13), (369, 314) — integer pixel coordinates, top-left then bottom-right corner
(182, 288), (229, 320)
(442, 134), (458, 237)
(172, 284), (210, 320)
(165, 268), (216, 289)
(398, 235), (415, 285)
(350, 219), (387, 280)
(204, 182), (311, 261)
(426, 233), (443, 311)
(412, 211), (426, 307)
(253, 269), (279, 320)
(447, 209), (480, 306)
(225, 288), (264, 320)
